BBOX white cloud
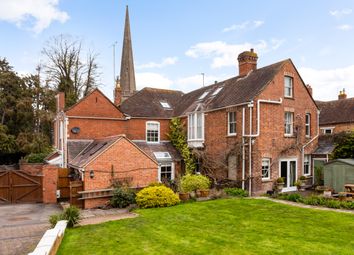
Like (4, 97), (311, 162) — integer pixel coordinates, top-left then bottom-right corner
(185, 39), (284, 69)
(299, 65), (354, 100)
(222, 20), (264, 32)
(136, 57), (178, 69)
(337, 24), (352, 31)
(0, 0), (69, 33)
(329, 8), (352, 18)
(136, 72), (173, 90)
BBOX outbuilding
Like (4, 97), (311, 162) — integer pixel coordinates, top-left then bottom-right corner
(324, 159), (354, 192)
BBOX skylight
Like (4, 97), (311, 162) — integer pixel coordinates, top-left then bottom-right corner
(153, 152), (172, 160)
(160, 101), (171, 108)
(212, 87), (223, 96)
(198, 91), (209, 100)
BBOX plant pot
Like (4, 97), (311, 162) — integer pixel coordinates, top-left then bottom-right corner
(277, 183), (284, 191)
(199, 189), (210, 197)
(179, 192), (190, 201)
(323, 190), (332, 198)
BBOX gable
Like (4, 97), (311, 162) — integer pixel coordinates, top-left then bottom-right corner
(66, 89), (124, 118)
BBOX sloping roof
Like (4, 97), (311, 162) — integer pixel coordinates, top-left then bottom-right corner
(67, 139), (93, 162)
(313, 135), (336, 155)
(316, 97), (354, 125)
(69, 136), (123, 168)
(325, 158), (354, 167)
(119, 87), (184, 118)
(133, 141), (182, 161)
(174, 60), (287, 115)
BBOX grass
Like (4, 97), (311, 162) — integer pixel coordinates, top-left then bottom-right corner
(58, 198), (354, 255)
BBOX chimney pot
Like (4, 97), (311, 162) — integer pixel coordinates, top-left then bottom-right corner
(237, 49), (258, 76)
(338, 88), (347, 100)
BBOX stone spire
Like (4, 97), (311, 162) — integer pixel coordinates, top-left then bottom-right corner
(119, 5), (136, 102)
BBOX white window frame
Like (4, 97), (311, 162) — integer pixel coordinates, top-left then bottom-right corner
(198, 91), (209, 100)
(262, 158), (271, 180)
(284, 76), (293, 98)
(158, 162), (174, 182)
(227, 111), (236, 136)
(160, 101), (171, 108)
(188, 112), (204, 141)
(320, 127), (334, 135)
(284, 112), (294, 136)
(212, 87), (223, 96)
(303, 155), (310, 176)
(146, 121), (160, 143)
(305, 113), (311, 138)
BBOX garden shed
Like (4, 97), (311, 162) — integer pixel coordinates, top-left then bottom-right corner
(324, 159), (354, 192)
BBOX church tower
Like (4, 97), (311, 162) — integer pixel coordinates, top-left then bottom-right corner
(116, 5), (136, 104)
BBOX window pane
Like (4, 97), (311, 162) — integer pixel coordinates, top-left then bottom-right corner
(284, 76), (293, 97)
(262, 159), (270, 179)
(160, 165), (172, 181)
(197, 113), (202, 139)
(284, 112), (293, 134)
(147, 122), (159, 142)
(228, 112), (236, 134)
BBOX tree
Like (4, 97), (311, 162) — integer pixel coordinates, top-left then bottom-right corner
(331, 132), (354, 159)
(42, 35), (100, 107)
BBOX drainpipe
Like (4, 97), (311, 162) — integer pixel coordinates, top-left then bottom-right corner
(302, 109), (320, 184)
(248, 101), (253, 196)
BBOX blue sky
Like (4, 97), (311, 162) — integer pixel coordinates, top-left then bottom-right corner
(1, 0), (354, 100)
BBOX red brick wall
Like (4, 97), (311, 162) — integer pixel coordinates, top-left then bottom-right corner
(83, 138), (158, 208)
(126, 119), (171, 141)
(20, 163), (44, 175)
(320, 123), (354, 134)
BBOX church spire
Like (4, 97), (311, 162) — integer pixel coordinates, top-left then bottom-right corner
(119, 5), (136, 102)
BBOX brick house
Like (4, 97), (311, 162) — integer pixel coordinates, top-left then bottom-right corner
(50, 6), (321, 206)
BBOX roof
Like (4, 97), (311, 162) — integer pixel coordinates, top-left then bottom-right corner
(313, 135), (336, 155)
(69, 136), (123, 168)
(316, 97), (354, 125)
(133, 141), (182, 162)
(174, 60), (287, 115)
(67, 139), (93, 162)
(325, 158), (354, 167)
(119, 87), (184, 118)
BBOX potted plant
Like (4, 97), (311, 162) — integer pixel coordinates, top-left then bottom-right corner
(294, 181), (302, 191)
(177, 180), (190, 201)
(181, 174), (211, 198)
(276, 177), (285, 191)
(323, 187), (332, 198)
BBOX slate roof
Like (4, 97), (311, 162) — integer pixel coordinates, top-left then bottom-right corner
(316, 97), (354, 125)
(313, 135), (336, 155)
(133, 141), (182, 162)
(67, 140), (93, 163)
(119, 87), (184, 118)
(69, 136), (122, 168)
(325, 158), (354, 167)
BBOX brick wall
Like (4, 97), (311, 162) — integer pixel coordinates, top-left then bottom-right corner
(83, 138), (158, 208)
(321, 123), (354, 134)
(20, 163), (44, 175)
(42, 165), (59, 204)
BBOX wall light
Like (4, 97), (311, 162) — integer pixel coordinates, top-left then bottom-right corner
(90, 170), (94, 179)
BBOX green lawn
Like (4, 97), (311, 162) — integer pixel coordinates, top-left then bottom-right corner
(58, 199), (354, 255)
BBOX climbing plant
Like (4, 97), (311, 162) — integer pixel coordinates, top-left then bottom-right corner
(169, 118), (196, 174)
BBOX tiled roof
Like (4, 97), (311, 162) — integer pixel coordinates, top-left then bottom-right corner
(173, 60), (286, 116)
(119, 87), (184, 118)
(69, 136), (122, 168)
(316, 97), (354, 125)
(67, 140), (93, 163)
(133, 141), (182, 161)
(313, 135), (336, 155)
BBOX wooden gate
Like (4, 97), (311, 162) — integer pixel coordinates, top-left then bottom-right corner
(58, 168), (70, 200)
(70, 181), (83, 208)
(0, 170), (42, 203)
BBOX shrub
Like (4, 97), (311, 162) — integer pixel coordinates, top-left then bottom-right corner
(25, 152), (48, 163)
(180, 174), (211, 193)
(49, 213), (64, 228)
(299, 175), (306, 181)
(63, 205), (80, 228)
(147, 182), (165, 187)
(110, 187), (136, 208)
(136, 186), (180, 208)
(224, 188), (248, 197)
(276, 177), (285, 183)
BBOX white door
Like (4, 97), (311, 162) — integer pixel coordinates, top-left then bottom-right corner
(279, 159), (297, 192)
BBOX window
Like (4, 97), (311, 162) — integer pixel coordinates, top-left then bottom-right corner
(304, 155), (310, 175)
(198, 91), (209, 100)
(228, 112), (236, 135)
(262, 158), (270, 180)
(160, 101), (171, 108)
(188, 112), (204, 141)
(284, 112), (294, 135)
(212, 87), (223, 96)
(321, 128), (333, 134)
(159, 163), (174, 182)
(153, 152), (172, 161)
(284, 76), (293, 98)
(146, 121), (160, 143)
(305, 113), (311, 137)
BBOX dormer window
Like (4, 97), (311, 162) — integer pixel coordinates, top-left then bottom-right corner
(212, 87), (223, 96)
(198, 91), (209, 100)
(160, 101), (171, 109)
(146, 121), (160, 143)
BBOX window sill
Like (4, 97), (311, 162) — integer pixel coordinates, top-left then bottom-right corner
(284, 96), (294, 100)
(146, 141), (160, 144)
(262, 179), (272, 183)
(227, 133), (237, 137)
(284, 134), (295, 138)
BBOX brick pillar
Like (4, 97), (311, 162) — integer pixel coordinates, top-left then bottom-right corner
(42, 165), (58, 204)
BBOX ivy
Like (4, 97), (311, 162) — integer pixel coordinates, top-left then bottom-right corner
(331, 132), (354, 159)
(168, 117), (196, 174)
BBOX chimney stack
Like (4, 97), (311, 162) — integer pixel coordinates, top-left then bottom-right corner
(56, 92), (65, 112)
(114, 78), (122, 105)
(306, 84), (313, 97)
(237, 48), (258, 76)
(338, 88), (347, 100)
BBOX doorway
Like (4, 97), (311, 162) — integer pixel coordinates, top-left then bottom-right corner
(279, 159), (297, 192)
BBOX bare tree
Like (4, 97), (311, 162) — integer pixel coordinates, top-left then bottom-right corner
(42, 35), (100, 107)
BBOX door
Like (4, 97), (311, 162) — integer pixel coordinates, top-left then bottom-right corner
(280, 159), (297, 192)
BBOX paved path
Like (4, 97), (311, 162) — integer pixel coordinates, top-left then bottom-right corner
(79, 207), (138, 226)
(255, 197), (354, 214)
(0, 203), (61, 255)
